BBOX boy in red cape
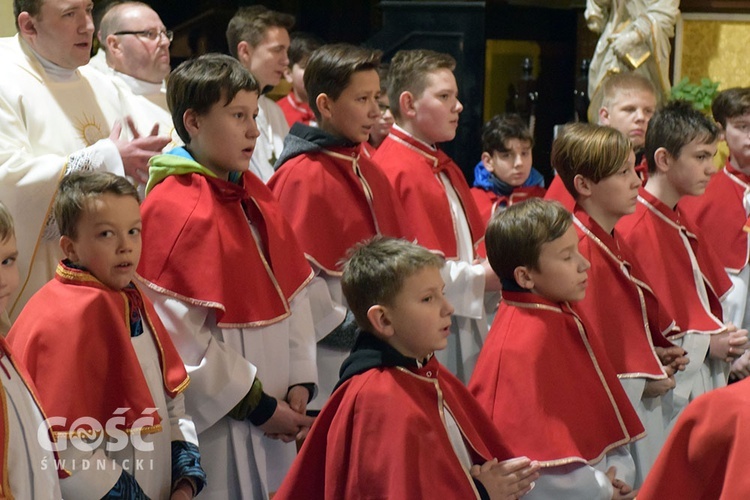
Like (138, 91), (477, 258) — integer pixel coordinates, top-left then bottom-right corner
(469, 199), (643, 499)
(269, 44), (414, 411)
(617, 100), (750, 429)
(372, 49), (499, 382)
(137, 54), (324, 499)
(638, 377), (750, 499)
(8, 172), (205, 499)
(546, 123), (687, 486)
(0, 201), (62, 498)
(680, 87), (750, 379)
(275, 236), (540, 500)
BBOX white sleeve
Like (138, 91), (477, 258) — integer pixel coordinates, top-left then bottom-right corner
(143, 289), (257, 434)
(168, 391), (199, 446)
(287, 286), (319, 389)
(525, 462), (613, 500)
(441, 260), (485, 320)
(305, 275), (347, 342)
(58, 448), (122, 500)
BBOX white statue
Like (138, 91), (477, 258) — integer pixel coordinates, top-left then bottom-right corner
(585, 0), (680, 121)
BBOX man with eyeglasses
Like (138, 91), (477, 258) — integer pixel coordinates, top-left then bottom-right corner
(94, 1), (172, 111)
(0, 0), (170, 322)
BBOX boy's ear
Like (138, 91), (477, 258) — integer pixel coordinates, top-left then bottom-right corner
(59, 235), (77, 262)
(183, 109), (200, 136)
(283, 67), (293, 84)
(236, 41), (254, 69)
(366, 304), (395, 338)
(653, 147), (671, 174)
(399, 91), (416, 119)
(716, 123), (725, 140)
(316, 93), (333, 120)
(481, 151), (494, 172)
(513, 266), (535, 291)
(573, 174), (593, 197)
(598, 106), (610, 126)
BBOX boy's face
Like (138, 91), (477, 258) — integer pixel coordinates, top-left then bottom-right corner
(370, 93), (394, 146)
(188, 90), (260, 180)
(382, 266), (454, 360)
(286, 62), (308, 101)
(409, 68), (463, 144)
(599, 90), (656, 150)
(580, 151), (640, 227)
(243, 26), (290, 89)
(483, 138), (533, 187)
(723, 115), (750, 171)
(60, 193), (142, 290)
(0, 234), (19, 313)
(525, 225), (590, 303)
(664, 138), (718, 198)
(324, 69), (380, 144)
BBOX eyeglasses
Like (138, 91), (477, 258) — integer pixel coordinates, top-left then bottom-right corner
(113, 29), (173, 42)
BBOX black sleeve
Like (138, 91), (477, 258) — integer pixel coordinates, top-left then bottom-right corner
(473, 477), (491, 500)
(171, 441), (207, 496)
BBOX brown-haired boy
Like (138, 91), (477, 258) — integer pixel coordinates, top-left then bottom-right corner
(372, 49), (497, 383)
(618, 100), (750, 428)
(680, 87), (750, 379)
(278, 31), (322, 127)
(469, 198), (642, 499)
(269, 43), (415, 411)
(137, 54), (324, 498)
(546, 123), (687, 486)
(276, 236), (540, 499)
(9, 171), (205, 499)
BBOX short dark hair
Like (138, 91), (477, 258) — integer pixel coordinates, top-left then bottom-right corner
(485, 198), (572, 282)
(226, 5), (294, 58)
(14, 0), (42, 29)
(288, 31), (323, 68)
(711, 87), (750, 129)
(167, 53), (260, 144)
(482, 113), (534, 154)
(645, 100), (720, 173)
(341, 236), (443, 333)
(304, 43), (381, 122)
(387, 49), (456, 122)
(54, 172), (139, 239)
(551, 123), (632, 200)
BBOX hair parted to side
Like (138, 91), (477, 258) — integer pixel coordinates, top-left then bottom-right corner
(303, 43), (382, 122)
(551, 123), (632, 200)
(288, 32), (323, 68)
(341, 236), (444, 333)
(54, 172), (139, 239)
(600, 73), (657, 108)
(167, 53), (260, 145)
(226, 5), (294, 58)
(387, 49), (456, 122)
(711, 87), (750, 129)
(482, 113), (534, 154)
(485, 198), (572, 282)
(645, 100), (720, 173)
(0, 201), (15, 244)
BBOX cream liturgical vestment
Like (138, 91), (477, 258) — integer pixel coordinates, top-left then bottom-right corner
(0, 35), (157, 318)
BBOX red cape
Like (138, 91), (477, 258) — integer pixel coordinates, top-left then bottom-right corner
(269, 143), (414, 275)
(139, 170), (313, 327)
(638, 377), (750, 499)
(680, 162), (750, 273)
(572, 207), (675, 378)
(373, 128), (485, 259)
(469, 291), (644, 466)
(545, 174), (575, 211)
(617, 188), (732, 334)
(277, 93), (315, 127)
(275, 356), (514, 499)
(7, 263), (188, 438)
